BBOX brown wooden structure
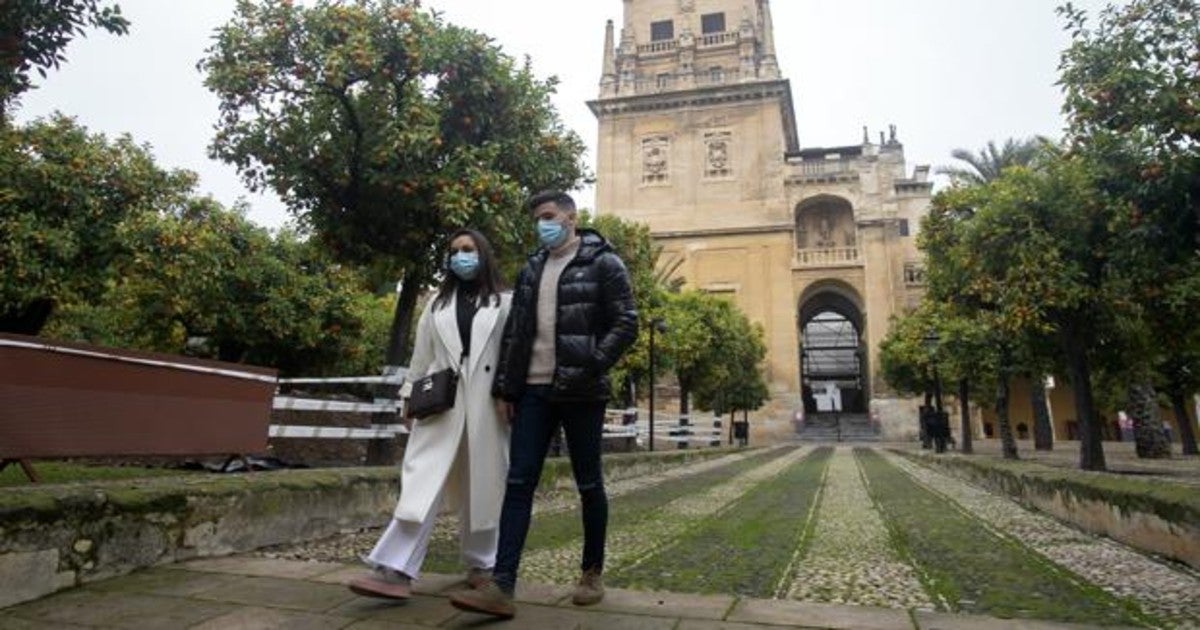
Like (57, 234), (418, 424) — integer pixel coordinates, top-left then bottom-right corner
(0, 333), (277, 481)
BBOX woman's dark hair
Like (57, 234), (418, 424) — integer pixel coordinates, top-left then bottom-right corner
(432, 228), (504, 310)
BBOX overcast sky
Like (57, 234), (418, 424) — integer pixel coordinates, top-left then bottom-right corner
(13, 0), (1117, 230)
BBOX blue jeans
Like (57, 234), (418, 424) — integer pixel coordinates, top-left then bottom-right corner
(492, 385), (607, 593)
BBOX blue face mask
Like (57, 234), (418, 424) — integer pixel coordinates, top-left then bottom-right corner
(449, 251), (480, 281)
(537, 219), (569, 249)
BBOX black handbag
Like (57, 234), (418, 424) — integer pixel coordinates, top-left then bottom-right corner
(407, 367), (459, 419)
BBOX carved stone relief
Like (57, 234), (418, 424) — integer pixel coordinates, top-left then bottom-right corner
(642, 135), (670, 184)
(704, 131), (732, 178)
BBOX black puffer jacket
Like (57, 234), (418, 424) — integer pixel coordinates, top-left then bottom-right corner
(493, 228), (638, 402)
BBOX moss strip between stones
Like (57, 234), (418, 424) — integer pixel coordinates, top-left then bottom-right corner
(608, 447), (831, 597)
(856, 448), (1153, 627)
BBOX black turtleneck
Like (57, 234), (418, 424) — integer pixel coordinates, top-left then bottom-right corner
(455, 282), (479, 358)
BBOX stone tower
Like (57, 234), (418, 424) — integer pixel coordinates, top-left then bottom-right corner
(589, 0), (933, 438)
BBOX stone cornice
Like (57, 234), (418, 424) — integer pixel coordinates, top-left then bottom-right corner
(588, 79), (793, 118)
(650, 223), (794, 239)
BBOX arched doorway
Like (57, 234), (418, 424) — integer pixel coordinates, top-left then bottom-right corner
(798, 284), (868, 414)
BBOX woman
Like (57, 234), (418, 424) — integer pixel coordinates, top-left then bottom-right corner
(348, 228), (512, 600)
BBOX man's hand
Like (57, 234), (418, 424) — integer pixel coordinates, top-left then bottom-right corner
(504, 402), (516, 423)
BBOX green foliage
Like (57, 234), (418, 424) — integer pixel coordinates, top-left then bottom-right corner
(45, 202), (391, 376)
(577, 211), (687, 398)
(0, 114), (196, 333)
(655, 291), (770, 413)
(0, 0), (129, 115)
(938, 136), (1052, 186)
(200, 0), (586, 287)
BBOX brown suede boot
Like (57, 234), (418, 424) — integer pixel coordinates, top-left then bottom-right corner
(449, 578), (516, 618)
(572, 568), (604, 606)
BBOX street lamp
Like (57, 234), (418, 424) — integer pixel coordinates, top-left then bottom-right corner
(648, 317), (666, 452)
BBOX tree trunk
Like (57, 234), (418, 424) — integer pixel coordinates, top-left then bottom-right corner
(995, 373), (1018, 460)
(1169, 389), (1198, 456)
(679, 380), (690, 425)
(1063, 329), (1106, 471)
(958, 378), (973, 454)
(1030, 375), (1054, 451)
(1127, 381), (1171, 458)
(385, 271), (424, 368)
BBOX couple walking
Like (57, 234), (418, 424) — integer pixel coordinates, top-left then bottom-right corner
(347, 191), (639, 619)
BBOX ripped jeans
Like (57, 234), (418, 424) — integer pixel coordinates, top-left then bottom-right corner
(492, 385), (607, 594)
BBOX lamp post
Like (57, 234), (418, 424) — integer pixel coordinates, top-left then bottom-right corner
(648, 317), (666, 452)
(922, 330), (948, 452)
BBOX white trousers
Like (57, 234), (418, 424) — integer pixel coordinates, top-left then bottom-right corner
(366, 428), (497, 579)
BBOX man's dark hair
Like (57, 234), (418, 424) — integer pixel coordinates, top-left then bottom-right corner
(527, 190), (576, 214)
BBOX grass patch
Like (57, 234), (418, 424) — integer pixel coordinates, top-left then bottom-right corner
(421, 447), (792, 573)
(610, 447), (831, 597)
(0, 462), (198, 488)
(857, 448), (1154, 627)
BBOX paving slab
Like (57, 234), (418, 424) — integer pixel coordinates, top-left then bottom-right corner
(326, 593), (462, 625)
(678, 620), (822, 630)
(342, 620), (437, 630)
(191, 574), (356, 612)
(174, 556), (346, 579)
(188, 606), (358, 629)
(87, 567), (242, 597)
(586, 587), (735, 620)
(0, 614), (93, 629)
(913, 610), (1124, 630)
(2, 589), (235, 629)
(444, 602), (592, 629)
(727, 598), (915, 630)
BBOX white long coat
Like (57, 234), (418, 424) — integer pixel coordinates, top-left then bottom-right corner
(394, 290), (511, 532)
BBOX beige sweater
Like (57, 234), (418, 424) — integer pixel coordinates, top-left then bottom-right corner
(526, 238), (581, 384)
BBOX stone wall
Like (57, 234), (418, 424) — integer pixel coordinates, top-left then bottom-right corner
(0, 447), (745, 608)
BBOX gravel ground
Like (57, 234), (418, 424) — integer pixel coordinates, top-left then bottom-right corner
(786, 447), (933, 609)
(885, 451), (1200, 628)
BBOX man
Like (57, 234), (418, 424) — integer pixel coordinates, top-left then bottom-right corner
(450, 190), (638, 618)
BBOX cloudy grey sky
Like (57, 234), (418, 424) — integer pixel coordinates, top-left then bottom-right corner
(13, 0), (1116, 229)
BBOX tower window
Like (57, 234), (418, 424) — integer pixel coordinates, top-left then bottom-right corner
(701, 12), (725, 34)
(650, 20), (674, 41)
(898, 218), (910, 237)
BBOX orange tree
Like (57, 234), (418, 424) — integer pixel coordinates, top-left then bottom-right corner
(921, 155), (1120, 471)
(1059, 0), (1199, 455)
(0, 114), (195, 334)
(200, 0), (585, 366)
(0, 0), (128, 116)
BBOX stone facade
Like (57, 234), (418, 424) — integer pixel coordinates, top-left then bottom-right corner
(590, 0), (931, 437)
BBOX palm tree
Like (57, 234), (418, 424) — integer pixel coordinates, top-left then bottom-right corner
(939, 136), (1051, 185)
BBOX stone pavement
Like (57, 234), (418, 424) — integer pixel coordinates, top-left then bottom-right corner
(0, 556), (1106, 629)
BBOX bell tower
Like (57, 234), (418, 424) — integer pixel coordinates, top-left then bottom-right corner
(590, 1), (935, 439)
(589, 0), (797, 233)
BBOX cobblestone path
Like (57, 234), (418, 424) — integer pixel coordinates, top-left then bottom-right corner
(260, 445), (1200, 628)
(785, 446), (932, 609)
